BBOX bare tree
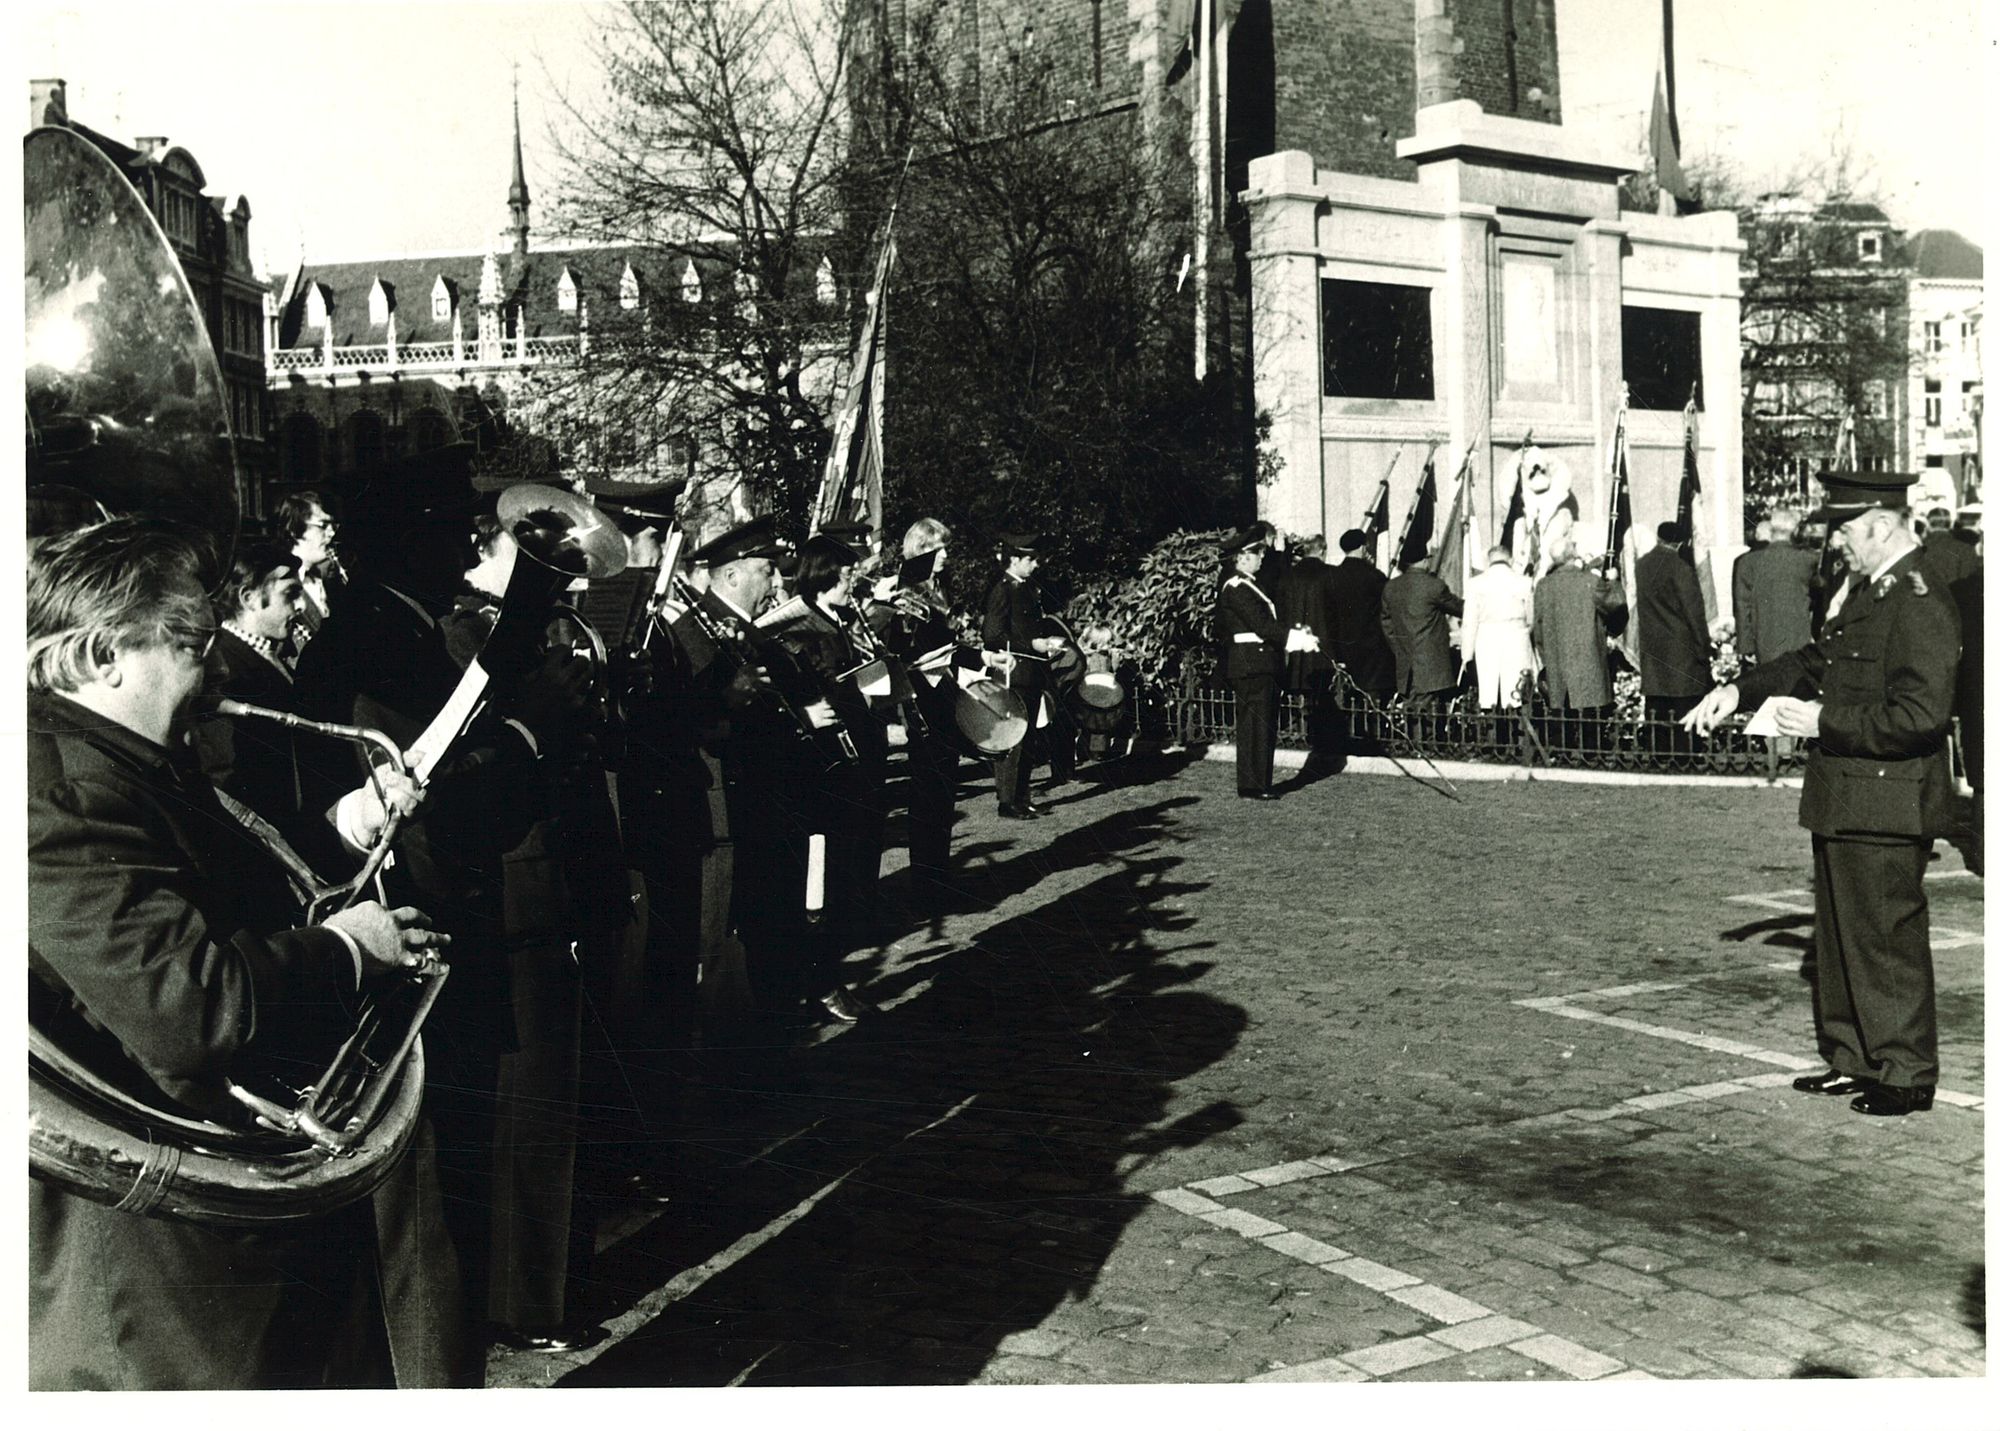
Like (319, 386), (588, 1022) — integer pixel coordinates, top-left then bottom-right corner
(541, 0), (862, 528)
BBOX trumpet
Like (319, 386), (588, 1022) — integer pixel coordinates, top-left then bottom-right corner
(670, 576), (859, 768)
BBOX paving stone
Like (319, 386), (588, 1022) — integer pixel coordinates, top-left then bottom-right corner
(1381, 1283), (1491, 1325)
(1385, 1345), (1548, 1381)
(1664, 1263), (1770, 1298)
(1600, 1244), (1683, 1273)
(1615, 1341), (1732, 1378)
(1508, 1333), (1625, 1380)
(1240, 1159), (1330, 1187)
(1319, 1256), (1422, 1293)
(1739, 1291), (1841, 1330)
(1247, 1356), (1369, 1383)
(976, 1355), (1098, 1385)
(1258, 1231), (1352, 1265)
(1150, 1187), (1224, 1216)
(1571, 1260), (1668, 1298)
(1188, 1174), (1256, 1197)
(995, 1328), (1075, 1359)
(1503, 1234), (1590, 1269)
(1430, 1315), (1545, 1352)
(1340, 1335), (1460, 1377)
(1707, 1345), (1809, 1379)
(1196, 1207), (1288, 1238)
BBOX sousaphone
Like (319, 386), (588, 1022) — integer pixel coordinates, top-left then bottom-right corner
(25, 125), (440, 1226)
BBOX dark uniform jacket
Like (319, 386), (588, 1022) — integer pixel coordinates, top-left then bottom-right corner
(27, 691), (386, 1389)
(1731, 542), (1818, 665)
(1532, 564), (1627, 708)
(1324, 557), (1397, 695)
(984, 573), (1050, 712)
(1635, 545), (1713, 697)
(1216, 574), (1283, 680)
(1380, 567), (1463, 695)
(1735, 546), (1960, 839)
(1277, 555), (1336, 687)
(1922, 528), (1981, 588)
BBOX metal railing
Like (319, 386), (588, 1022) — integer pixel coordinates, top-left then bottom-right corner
(1138, 676), (1808, 779)
(265, 333), (581, 377)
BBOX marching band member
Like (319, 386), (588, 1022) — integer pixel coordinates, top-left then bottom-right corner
(865, 517), (971, 915)
(28, 519), (447, 1389)
(983, 531), (1067, 819)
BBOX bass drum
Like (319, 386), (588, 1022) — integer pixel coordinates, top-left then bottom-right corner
(1069, 671), (1128, 734)
(952, 678), (1030, 758)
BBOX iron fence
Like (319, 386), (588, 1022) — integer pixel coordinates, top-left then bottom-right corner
(1135, 678), (1809, 779)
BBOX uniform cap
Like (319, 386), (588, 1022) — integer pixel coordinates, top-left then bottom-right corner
(1220, 526), (1268, 555)
(690, 514), (790, 566)
(1812, 470), (1919, 526)
(995, 530), (1049, 554)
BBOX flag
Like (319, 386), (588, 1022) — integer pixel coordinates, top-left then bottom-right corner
(1500, 461), (1526, 556)
(1395, 453), (1438, 570)
(1425, 452), (1474, 599)
(811, 230), (896, 547)
(1601, 414), (1639, 661)
(1648, 65), (1692, 203)
(1361, 475), (1391, 537)
(1678, 392), (1719, 620)
(1163, 0), (1243, 87)
(1675, 395), (1701, 568)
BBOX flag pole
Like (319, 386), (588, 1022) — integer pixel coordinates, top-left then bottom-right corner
(1193, 0), (1213, 381)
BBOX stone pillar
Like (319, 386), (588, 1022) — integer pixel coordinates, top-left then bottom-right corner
(1414, 0), (1459, 110)
(1244, 150), (1325, 537)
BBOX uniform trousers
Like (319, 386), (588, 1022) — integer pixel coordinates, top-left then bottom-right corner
(1231, 674), (1277, 794)
(992, 672), (1046, 807)
(1811, 834), (1938, 1088)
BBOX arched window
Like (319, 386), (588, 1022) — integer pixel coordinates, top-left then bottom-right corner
(620, 262), (642, 310)
(557, 267), (578, 314)
(282, 411), (322, 484)
(406, 406), (453, 453)
(341, 410), (387, 473)
(679, 258), (702, 305)
(431, 274), (454, 322)
(815, 255), (838, 307)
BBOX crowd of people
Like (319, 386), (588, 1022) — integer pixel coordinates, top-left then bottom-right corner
(25, 466), (1114, 1389)
(1213, 445), (1983, 786)
(23, 439), (1983, 1387)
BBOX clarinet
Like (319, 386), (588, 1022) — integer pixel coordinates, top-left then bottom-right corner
(669, 577), (858, 768)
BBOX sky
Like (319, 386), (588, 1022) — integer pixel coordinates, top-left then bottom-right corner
(14, 0), (1991, 278)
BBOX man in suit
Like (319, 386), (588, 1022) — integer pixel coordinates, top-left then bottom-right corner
(1636, 522), (1712, 754)
(1922, 504), (1982, 588)
(1381, 551), (1464, 708)
(1686, 472), (1961, 1116)
(1277, 533), (1338, 761)
(983, 531), (1067, 818)
(27, 519), (445, 1388)
(1732, 508), (1818, 668)
(274, 491), (346, 646)
(1215, 526), (1284, 798)
(196, 543), (342, 868)
(1531, 534), (1627, 750)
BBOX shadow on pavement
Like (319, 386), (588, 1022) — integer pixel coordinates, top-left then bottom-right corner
(558, 793), (1247, 1386)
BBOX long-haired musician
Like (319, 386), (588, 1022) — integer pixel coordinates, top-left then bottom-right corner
(26, 519), (447, 1389)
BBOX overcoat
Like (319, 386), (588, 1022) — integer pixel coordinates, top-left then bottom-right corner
(1635, 545), (1712, 697)
(1532, 565), (1627, 709)
(27, 692), (399, 1389)
(1380, 568), (1463, 696)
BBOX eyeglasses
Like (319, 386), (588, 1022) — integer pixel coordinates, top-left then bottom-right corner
(163, 622), (219, 660)
(304, 518), (337, 532)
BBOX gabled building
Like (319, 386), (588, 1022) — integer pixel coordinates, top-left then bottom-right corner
(262, 95), (842, 520)
(1906, 228), (1982, 506)
(28, 78), (274, 515)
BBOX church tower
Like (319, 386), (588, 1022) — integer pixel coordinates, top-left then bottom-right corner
(505, 70), (531, 263)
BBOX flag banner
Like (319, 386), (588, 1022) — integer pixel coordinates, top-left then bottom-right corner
(1362, 475), (1391, 536)
(1425, 453), (1474, 599)
(1395, 454), (1438, 570)
(811, 230), (896, 548)
(1649, 66), (1692, 202)
(1678, 394), (1717, 622)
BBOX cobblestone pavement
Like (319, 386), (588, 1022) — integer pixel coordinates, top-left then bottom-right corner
(490, 751), (1985, 1405)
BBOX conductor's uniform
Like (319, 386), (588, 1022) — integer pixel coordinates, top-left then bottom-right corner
(1734, 486), (1960, 1111)
(1215, 530), (1284, 798)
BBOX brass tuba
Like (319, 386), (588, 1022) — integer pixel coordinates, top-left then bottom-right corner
(25, 125), (442, 1226)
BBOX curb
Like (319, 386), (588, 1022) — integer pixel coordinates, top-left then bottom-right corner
(1193, 743), (1805, 790)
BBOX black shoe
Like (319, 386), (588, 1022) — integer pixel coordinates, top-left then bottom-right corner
(819, 989), (864, 1023)
(490, 1322), (610, 1354)
(1793, 1069), (1870, 1097)
(1850, 1084), (1935, 1117)
(998, 804), (1036, 820)
(1239, 790), (1277, 801)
